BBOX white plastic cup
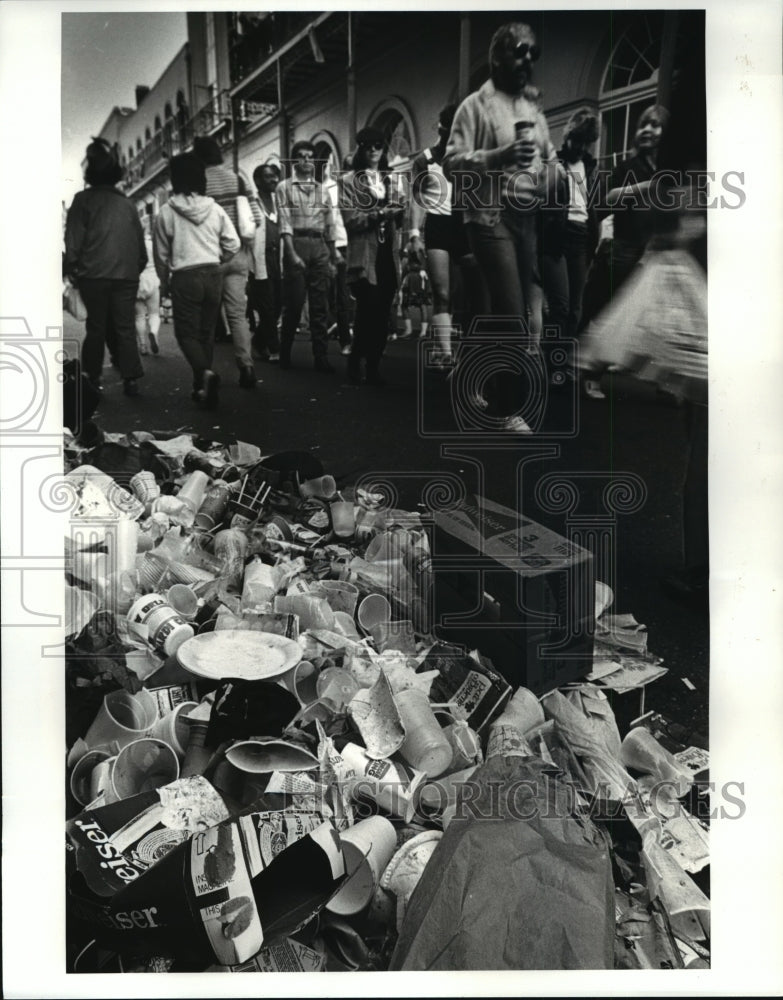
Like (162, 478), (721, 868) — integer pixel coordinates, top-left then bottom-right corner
(298, 475), (337, 500)
(129, 470), (160, 505)
(356, 593), (391, 633)
(165, 584), (199, 621)
(89, 755), (119, 805)
(326, 816), (398, 916)
(313, 580), (359, 616)
(341, 742), (426, 823)
(83, 688), (158, 751)
(136, 552), (168, 592)
(176, 471), (209, 516)
(111, 737), (180, 801)
(395, 688), (453, 778)
(330, 501), (355, 538)
(316, 667), (359, 712)
(70, 747), (114, 806)
(148, 700), (199, 758)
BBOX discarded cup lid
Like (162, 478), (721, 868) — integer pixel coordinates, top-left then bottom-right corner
(380, 829), (443, 930)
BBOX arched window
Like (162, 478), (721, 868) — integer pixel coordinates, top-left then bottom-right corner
(164, 101), (173, 121)
(176, 89), (189, 127)
(144, 126), (151, 143)
(598, 13), (673, 166)
(136, 137), (142, 152)
(128, 145), (134, 161)
(154, 115), (162, 134)
(366, 97), (417, 168)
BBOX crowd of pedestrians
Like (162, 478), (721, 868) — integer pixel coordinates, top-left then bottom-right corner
(63, 20), (694, 432)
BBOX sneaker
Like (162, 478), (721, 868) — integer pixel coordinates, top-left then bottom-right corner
(584, 379), (606, 400)
(123, 378), (140, 397)
(503, 414), (532, 434)
(148, 331), (159, 355)
(341, 343), (352, 356)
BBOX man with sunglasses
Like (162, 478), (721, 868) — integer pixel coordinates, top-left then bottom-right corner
(277, 139), (339, 372)
(444, 22), (558, 434)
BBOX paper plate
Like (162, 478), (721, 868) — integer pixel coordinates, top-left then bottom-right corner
(175, 630), (302, 681)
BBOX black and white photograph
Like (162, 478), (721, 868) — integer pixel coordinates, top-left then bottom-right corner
(1, 1), (781, 995)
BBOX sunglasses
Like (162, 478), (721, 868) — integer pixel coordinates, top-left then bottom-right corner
(512, 42), (540, 62)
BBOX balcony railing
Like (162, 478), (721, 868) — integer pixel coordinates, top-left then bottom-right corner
(121, 92), (234, 193)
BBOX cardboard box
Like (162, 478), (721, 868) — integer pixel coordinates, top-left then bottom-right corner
(429, 496), (595, 695)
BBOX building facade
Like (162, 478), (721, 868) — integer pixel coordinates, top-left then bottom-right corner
(99, 11), (701, 229)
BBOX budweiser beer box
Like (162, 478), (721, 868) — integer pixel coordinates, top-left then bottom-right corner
(429, 496), (595, 695)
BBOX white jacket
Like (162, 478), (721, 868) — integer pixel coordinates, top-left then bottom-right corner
(153, 194), (240, 280)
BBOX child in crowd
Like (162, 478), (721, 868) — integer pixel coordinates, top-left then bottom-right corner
(153, 154), (240, 408)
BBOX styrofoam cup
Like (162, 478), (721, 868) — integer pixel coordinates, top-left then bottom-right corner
(148, 700), (199, 758)
(326, 816), (397, 916)
(111, 737), (180, 801)
(83, 688), (158, 750)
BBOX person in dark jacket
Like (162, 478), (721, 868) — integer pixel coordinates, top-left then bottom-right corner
(64, 138), (147, 396)
(341, 127), (406, 386)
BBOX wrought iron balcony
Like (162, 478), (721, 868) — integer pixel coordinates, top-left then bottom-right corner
(121, 91), (234, 194)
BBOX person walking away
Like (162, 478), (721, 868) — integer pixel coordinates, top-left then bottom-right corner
(277, 140), (339, 372)
(540, 107), (600, 392)
(444, 23), (559, 434)
(341, 128), (406, 387)
(135, 232), (162, 356)
(64, 138), (147, 396)
(323, 155), (353, 356)
(192, 136), (262, 389)
(153, 153), (240, 409)
(249, 157), (283, 363)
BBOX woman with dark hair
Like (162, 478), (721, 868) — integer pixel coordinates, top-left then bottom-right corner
(341, 127), (406, 386)
(64, 138), (147, 396)
(153, 153), (240, 408)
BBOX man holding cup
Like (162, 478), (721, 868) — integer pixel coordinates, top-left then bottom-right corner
(444, 22), (560, 433)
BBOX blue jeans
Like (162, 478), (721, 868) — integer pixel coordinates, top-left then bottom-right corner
(171, 265), (223, 388)
(219, 248), (253, 368)
(78, 277), (142, 382)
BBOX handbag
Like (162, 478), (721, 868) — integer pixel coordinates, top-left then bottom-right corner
(236, 195), (256, 240)
(63, 279), (88, 322)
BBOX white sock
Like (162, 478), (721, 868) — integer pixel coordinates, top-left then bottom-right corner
(431, 312), (452, 357)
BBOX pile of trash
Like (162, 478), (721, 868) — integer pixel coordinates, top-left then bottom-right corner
(64, 429), (710, 973)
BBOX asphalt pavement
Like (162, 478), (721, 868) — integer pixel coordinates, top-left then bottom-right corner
(62, 311), (709, 737)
